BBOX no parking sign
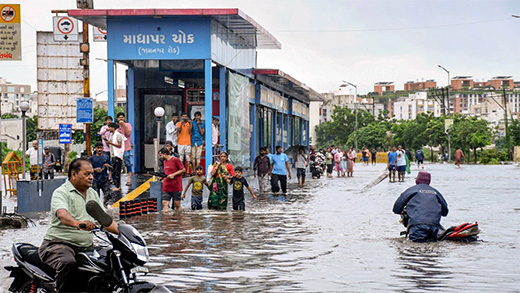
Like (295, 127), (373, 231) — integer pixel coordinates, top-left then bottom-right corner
(53, 16), (78, 41)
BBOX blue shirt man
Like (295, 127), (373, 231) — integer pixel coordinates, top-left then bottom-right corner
(88, 143), (111, 196)
(269, 146), (292, 194)
(387, 147), (398, 182)
(190, 111), (206, 174)
(191, 114), (205, 147)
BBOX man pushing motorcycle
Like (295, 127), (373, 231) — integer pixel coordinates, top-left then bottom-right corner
(38, 158), (119, 292)
(392, 171), (449, 242)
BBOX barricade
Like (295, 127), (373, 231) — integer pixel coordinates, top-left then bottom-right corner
(118, 198), (157, 219)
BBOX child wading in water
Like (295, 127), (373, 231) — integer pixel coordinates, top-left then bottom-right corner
(227, 166), (257, 210)
(182, 165), (209, 210)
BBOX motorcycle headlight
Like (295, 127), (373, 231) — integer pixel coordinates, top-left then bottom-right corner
(130, 242), (149, 263)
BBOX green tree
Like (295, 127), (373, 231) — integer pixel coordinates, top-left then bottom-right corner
(347, 122), (388, 150)
(450, 117), (492, 163)
(314, 106), (375, 149)
(26, 116), (38, 143)
(1, 113), (19, 119)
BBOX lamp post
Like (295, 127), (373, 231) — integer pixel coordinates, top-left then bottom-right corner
(438, 65), (450, 115)
(154, 107), (165, 172)
(341, 81), (358, 150)
(20, 102), (30, 179)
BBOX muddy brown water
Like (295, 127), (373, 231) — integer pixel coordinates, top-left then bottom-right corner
(0, 163), (519, 292)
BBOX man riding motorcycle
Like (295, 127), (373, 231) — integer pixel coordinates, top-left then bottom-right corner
(392, 171), (449, 242)
(38, 158), (119, 292)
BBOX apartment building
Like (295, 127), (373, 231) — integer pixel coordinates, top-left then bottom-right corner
(392, 92), (442, 120)
(0, 77), (36, 116)
(374, 82), (395, 96)
(403, 80), (437, 91)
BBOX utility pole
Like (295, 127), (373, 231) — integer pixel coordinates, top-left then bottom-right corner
(438, 64), (450, 115)
(503, 88), (511, 160)
(79, 2), (92, 156)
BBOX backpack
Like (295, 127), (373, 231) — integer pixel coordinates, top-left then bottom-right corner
(438, 222), (480, 242)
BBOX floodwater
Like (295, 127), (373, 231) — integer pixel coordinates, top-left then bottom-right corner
(0, 163), (519, 292)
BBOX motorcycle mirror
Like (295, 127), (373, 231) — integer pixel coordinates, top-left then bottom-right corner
(86, 201), (113, 227)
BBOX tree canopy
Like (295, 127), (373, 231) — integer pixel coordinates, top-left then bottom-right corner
(315, 105), (497, 162)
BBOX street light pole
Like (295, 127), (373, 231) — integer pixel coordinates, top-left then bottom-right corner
(438, 65), (450, 115)
(20, 102), (30, 180)
(154, 107), (165, 172)
(341, 81), (358, 150)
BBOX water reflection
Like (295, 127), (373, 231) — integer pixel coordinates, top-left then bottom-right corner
(391, 239), (453, 291)
(1, 165), (520, 292)
(125, 188), (317, 291)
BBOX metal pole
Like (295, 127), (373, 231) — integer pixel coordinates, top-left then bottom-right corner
(448, 132), (451, 162)
(22, 111), (26, 179)
(83, 18), (92, 156)
(154, 119), (161, 172)
(503, 88), (511, 160)
(354, 85), (358, 151)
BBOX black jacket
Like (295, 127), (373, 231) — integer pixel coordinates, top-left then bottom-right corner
(393, 184), (448, 227)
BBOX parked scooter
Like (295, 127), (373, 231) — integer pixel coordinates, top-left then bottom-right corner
(4, 201), (170, 292)
(311, 154), (325, 179)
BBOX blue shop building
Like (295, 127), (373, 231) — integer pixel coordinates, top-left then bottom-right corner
(69, 8), (323, 172)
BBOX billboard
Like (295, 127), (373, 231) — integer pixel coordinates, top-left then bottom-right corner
(37, 31), (84, 130)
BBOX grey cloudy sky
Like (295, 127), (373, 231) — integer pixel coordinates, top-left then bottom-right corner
(1, 0), (519, 96)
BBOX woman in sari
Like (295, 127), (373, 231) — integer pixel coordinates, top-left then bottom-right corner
(208, 152), (234, 210)
(334, 148), (342, 177)
(346, 148), (355, 177)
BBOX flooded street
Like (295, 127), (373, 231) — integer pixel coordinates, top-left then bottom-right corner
(1, 163), (519, 292)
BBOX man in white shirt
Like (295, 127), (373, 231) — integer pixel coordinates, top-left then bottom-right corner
(25, 140), (42, 180)
(165, 113), (179, 155)
(103, 123), (126, 188)
(212, 116), (220, 155)
(396, 145), (407, 182)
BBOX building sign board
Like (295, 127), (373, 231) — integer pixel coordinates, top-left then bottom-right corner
(53, 16), (79, 41)
(107, 18), (210, 60)
(93, 26), (107, 42)
(59, 124), (72, 144)
(37, 31), (84, 130)
(0, 4), (21, 60)
(77, 97), (93, 123)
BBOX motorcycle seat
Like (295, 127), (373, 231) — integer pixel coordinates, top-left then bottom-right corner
(16, 243), (56, 277)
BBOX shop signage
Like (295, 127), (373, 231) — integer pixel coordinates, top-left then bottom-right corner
(107, 18), (210, 60)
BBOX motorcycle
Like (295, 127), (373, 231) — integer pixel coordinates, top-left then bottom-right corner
(4, 201), (169, 293)
(400, 209), (480, 242)
(311, 154), (325, 179)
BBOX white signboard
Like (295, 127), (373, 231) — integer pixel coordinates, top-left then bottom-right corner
(93, 26), (107, 42)
(53, 16), (78, 41)
(37, 31), (84, 130)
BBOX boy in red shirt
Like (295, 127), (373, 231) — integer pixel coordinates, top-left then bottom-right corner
(159, 147), (185, 212)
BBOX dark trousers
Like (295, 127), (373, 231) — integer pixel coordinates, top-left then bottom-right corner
(271, 174), (287, 193)
(43, 171), (54, 179)
(92, 179), (110, 197)
(408, 224), (439, 242)
(111, 157), (122, 188)
(38, 239), (81, 292)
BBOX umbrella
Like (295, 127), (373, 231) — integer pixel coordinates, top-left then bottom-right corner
(284, 145), (309, 158)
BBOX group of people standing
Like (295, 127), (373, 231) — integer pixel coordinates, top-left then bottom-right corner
(320, 146), (358, 178)
(164, 111), (221, 175)
(89, 112), (133, 199)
